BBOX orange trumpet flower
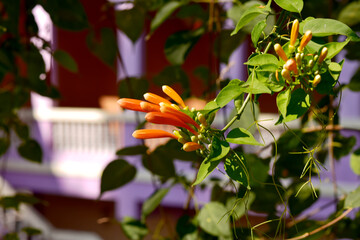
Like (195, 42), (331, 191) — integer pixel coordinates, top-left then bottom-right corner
(145, 112), (198, 135)
(162, 85), (186, 108)
(144, 93), (172, 106)
(117, 98), (147, 112)
(140, 101), (161, 112)
(159, 103), (200, 129)
(132, 129), (178, 139)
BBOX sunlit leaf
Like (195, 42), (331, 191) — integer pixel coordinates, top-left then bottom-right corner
(276, 88), (291, 117)
(245, 54), (278, 66)
(274, 0), (303, 13)
(226, 128), (263, 146)
(303, 18), (360, 41)
(215, 79), (245, 108)
(251, 19), (266, 47)
(344, 186), (360, 208)
(350, 148), (360, 175)
(224, 153), (249, 188)
(197, 202), (231, 237)
(120, 217), (148, 240)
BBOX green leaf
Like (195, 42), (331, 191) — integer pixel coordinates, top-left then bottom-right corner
(176, 215), (198, 239)
(116, 145), (148, 156)
(303, 18), (360, 42)
(53, 50), (78, 73)
(281, 88), (311, 123)
(193, 157), (221, 186)
(276, 88), (291, 117)
(40, 0), (88, 30)
(224, 153), (249, 188)
(142, 188), (169, 219)
(153, 66), (189, 89)
(274, 0), (303, 13)
(338, 1), (360, 27)
(350, 148), (360, 176)
(120, 216), (148, 240)
(226, 128), (263, 146)
(215, 79), (244, 108)
(13, 120), (29, 140)
(100, 159), (136, 196)
(197, 202), (231, 237)
(3, 232), (19, 240)
(22, 227), (42, 236)
(115, 6), (145, 43)
(231, 2), (270, 36)
(118, 77), (149, 100)
(0, 196), (20, 210)
(324, 39), (350, 59)
(344, 186), (360, 208)
(328, 62), (343, 81)
(251, 19), (266, 47)
(150, 1), (183, 34)
(17, 139), (42, 163)
(164, 28), (204, 65)
(142, 147), (176, 178)
(245, 54), (278, 66)
(86, 28), (117, 67)
(208, 137), (230, 162)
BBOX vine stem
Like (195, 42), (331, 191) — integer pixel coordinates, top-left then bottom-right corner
(286, 208), (353, 240)
(221, 93), (252, 132)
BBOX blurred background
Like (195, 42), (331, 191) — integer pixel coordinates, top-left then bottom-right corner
(0, 0), (359, 239)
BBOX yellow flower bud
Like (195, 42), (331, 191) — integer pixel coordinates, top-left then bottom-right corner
(289, 19), (299, 52)
(274, 43), (288, 61)
(313, 74), (321, 87)
(318, 47), (328, 65)
(298, 30), (312, 52)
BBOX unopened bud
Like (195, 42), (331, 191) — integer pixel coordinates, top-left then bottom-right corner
(274, 43), (288, 61)
(298, 30), (312, 52)
(318, 47), (328, 65)
(191, 136), (198, 142)
(281, 68), (292, 83)
(284, 58), (298, 75)
(197, 112), (207, 127)
(183, 142), (203, 152)
(313, 74), (321, 87)
(307, 59), (314, 69)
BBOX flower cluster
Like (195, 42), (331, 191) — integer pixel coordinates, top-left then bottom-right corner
(117, 85), (208, 152)
(274, 19), (328, 89)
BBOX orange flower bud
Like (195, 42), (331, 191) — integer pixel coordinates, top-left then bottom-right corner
(143, 93), (172, 106)
(145, 112), (198, 135)
(284, 58), (298, 75)
(140, 101), (161, 112)
(281, 68), (291, 83)
(313, 74), (321, 87)
(183, 142), (203, 152)
(117, 98), (147, 112)
(298, 30), (312, 52)
(162, 85), (186, 108)
(274, 43), (288, 62)
(290, 19), (299, 48)
(318, 47), (328, 65)
(132, 129), (178, 139)
(160, 103), (200, 129)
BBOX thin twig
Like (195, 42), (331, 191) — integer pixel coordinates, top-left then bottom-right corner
(286, 208), (353, 240)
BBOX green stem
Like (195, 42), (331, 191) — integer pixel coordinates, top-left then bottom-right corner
(221, 93), (251, 132)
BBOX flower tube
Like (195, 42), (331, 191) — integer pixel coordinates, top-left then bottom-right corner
(162, 85), (186, 108)
(132, 129), (178, 139)
(117, 98), (147, 112)
(183, 142), (203, 152)
(159, 103), (200, 129)
(140, 101), (161, 112)
(144, 93), (172, 106)
(145, 112), (198, 135)
(274, 43), (288, 61)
